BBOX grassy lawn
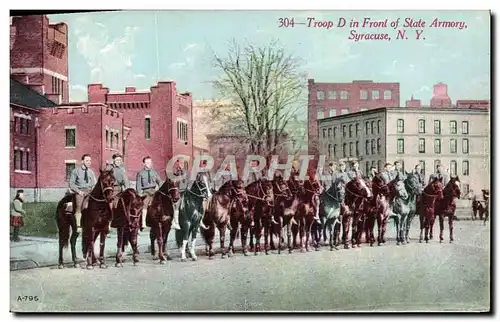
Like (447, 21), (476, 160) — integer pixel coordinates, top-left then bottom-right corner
(13, 202), (59, 238)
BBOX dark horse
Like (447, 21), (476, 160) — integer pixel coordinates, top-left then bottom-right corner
(245, 178), (274, 255)
(482, 189), (490, 225)
(316, 178), (345, 251)
(399, 173), (421, 244)
(175, 172), (212, 262)
(434, 176), (461, 243)
(147, 177), (181, 264)
(56, 193), (80, 269)
(270, 173), (296, 254)
(111, 188), (147, 267)
(81, 169), (116, 269)
(202, 179), (248, 259)
(418, 177), (444, 243)
(341, 177), (372, 249)
(226, 180), (250, 256)
(366, 174), (391, 247)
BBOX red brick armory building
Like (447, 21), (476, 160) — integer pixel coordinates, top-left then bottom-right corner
(10, 15), (195, 202)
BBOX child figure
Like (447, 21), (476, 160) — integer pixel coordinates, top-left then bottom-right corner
(11, 189), (26, 242)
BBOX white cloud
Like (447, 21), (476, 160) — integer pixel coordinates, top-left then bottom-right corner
(73, 16), (140, 87)
(69, 84), (88, 102)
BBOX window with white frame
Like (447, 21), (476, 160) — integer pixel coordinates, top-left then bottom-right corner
(372, 90), (380, 100)
(317, 90), (325, 100)
(397, 139), (404, 154)
(419, 138), (425, 153)
(360, 90), (368, 100)
(384, 90), (392, 100)
(462, 138), (469, 154)
(340, 90), (349, 100)
(341, 108), (349, 115)
(462, 160), (469, 176)
(329, 109), (337, 117)
(328, 90), (337, 100)
(317, 111), (325, 119)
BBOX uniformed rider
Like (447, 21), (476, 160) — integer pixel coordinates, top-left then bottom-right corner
(391, 161), (407, 181)
(347, 160), (363, 181)
(135, 156), (162, 230)
(380, 162), (394, 184)
(428, 163), (450, 186)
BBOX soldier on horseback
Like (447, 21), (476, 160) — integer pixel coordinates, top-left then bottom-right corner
(368, 166), (378, 180)
(333, 161), (350, 194)
(428, 163), (450, 185)
(347, 160), (363, 180)
(380, 162), (394, 184)
(412, 164), (425, 190)
(215, 162), (237, 192)
(192, 159), (214, 230)
(69, 154), (97, 233)
(323, 162), (337, 191)
(391, 161), (407, 181)
(135, 156), (162, 230)
(105, 153), (129, 206)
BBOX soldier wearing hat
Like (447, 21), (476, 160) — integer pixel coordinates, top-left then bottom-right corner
(136, 156), (162, 230)
(105, 153), (129, 207)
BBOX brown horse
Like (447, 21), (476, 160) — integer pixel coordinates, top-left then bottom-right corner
(434, 177), (461, 243)
(111, 189), (147, 267)
(56, 193), (80, 269)
(226, 180), (250, 256)
(418, 177), (445, 243)
(365, 175), (392, 247)
(81, 169), (116, 269)
(270, 174), (296, 254)
(147, 177), (181, 264)
(202, 179), (247, 259)
(341, 177), (372, 249)
(245, 179), (274, 255)
(293, 170), (322, 252)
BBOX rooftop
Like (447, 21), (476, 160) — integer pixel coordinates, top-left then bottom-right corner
(10, 78), (58, 109)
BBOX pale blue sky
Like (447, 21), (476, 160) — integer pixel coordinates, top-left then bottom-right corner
(48, 10), (490, 109)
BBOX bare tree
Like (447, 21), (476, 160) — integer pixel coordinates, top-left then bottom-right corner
(211, 38), (306, 158)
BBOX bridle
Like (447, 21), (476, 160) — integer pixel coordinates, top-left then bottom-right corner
(188, 177), (211, 199)
(247, 180), (274, 206)
(88, 179), (115, 203)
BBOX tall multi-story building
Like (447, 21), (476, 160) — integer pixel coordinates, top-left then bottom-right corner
(318, 106), (490, 195)
(307, 79), (400, 155)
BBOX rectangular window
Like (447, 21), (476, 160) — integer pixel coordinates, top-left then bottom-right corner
(419, 160), (426, 176)
(145, 118), (151, 140)
(342, 125), (347, 138)
(349, 125), (353, 138)
(328, 144), (332, 157)
(355, 141), (359, 156)
(333, 144), (337, 157)
(397, 139), (404, 154)
(329, 109), (337, 117)
(462, 139), (469, 154)
(419, 138), (425, 153)
(397, 119), (404, 133)
(316, 90), (325, 100)
(342, 143), (347, 158)
(360, 90), (368, 100)
(450, 139), (457, 154)
(450, 121), (457, 134)
(65, 128), (76, 147)
(371, 121), (375, 135)
(434, 159), (441, 171)
(463, 161), (469, 176)
(462, 121), (469, 134)
(434, 120), (441, 134)
(372, 90), (380, 100)
(349, 142), (353, 157)
(19, 118), (28, 135)
(418, 119), (425, 133)
(365, 161), (370, 175)
(462, 184), (470, 196)
(65, 163), (76, 182)
(115, 133), (119, 149)
(341, 108), (349, 115)
(341, 90), (349, 100)
(328, 90), (337, 100)
(105, 129), (109, 148)
(14, 150), (21, 170)
(450, 160), (457, 177)
(365, 140), (370, 155)
(377, 160), (382, 172)
(371, 139), (375, 154)
(355, 123), (360, 136)
(322, 128), (327, 138)
(365, 121), (370, 135)
(328, 128), (332, 138)
(384, 90), (392, 100)
(317, 111), (325, 119)
(377, 138), (381, 154)
(25, 151), (30, 171)
(377, 120), (381, 134)
(434, 139), (441, 154)
(333, 127), (338, 138)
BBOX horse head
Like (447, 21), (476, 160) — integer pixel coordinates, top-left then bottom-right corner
(98, 169), (116, 203)
(129, 190), (148, 225)
(346, 176), (373, 200)
(260, 180), (275, 204)
(273, 176), (292, 200)
(163, 177), (181, 203)
(404, 172), (421, 196)
(427, 177), (445, 200)
(445, 176), (461, 199)
(394, 180), (409, 200)
(482, 189), (490, 201)
(194, 172), (212, 200)
(371, 174), (389, 197)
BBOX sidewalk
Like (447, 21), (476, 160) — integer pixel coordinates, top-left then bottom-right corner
(10, 209), (475, 271)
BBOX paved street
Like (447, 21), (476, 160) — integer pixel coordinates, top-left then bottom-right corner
(10, 219), (490, 312)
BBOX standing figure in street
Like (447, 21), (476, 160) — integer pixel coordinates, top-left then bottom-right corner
(391, 161), (407, 181)
(11, 189), (26, 242)
(368, 166), (378, 180)
(428, 164), (450, 186)
(136, 156), (162, 230)
(69, 154), (97, 233)
(348, 161), (363, 181)
(380, 162), (394, 184)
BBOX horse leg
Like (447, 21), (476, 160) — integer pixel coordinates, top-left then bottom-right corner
(98, 231), (108, 269)
(356, 216), (364, 247)
(419, 213), (425, 243)
(162, 224), (171, 261)
(328, 221), (334, 251)
(115, 227), (124, 267)
(189, 229), (198, 261)
(150, 229), (157, 260)
(429, 213), (435, 240)
(157, 225), (167, 264)
(58, 231), (65, 269)
(287, 219), (293, 254)
(85, 229), (96, 269)
(263, 218), (271, 255)
(350, 214), (357, 248)
(227, 219), (238, 256)
(376, 214), (383, 246)
(449, 214), (455, 243)
(277, 217), (284, 254)
(254, 219), (262, 255)
(70, 227), (80, 268)
(241, 220), (249, 256)
(438, 213), (445, 243)
(395, 217), (400, 245)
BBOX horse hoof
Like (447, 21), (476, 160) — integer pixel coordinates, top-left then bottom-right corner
(439, 240), (443, 243)
(221, 253), (227, 259)
(396, 242), (401, 246)
(100, 263), (108, 269)
(209, 255), (214, 260)
(288, 249), (293, 254)
(243, 251), (249, 256)
(133, 261), (139, 266)
(86, 265), (94, 270)
(58, 264), (64, 269)
(370, 243), (373, 247)
(160, 260), (166, 265)
(378, 242), (382, 246)
(315, 247), (320, 251)
(419, 240), (423, 243)
(114, 262), (122, 268)
(166, 255), (173, 261)
(425, 240), (429, 243)
(450, 240), (454, 244)
(73, 263), (80, 268)
(152, 256), (158, 261)
(192, 257), (198, 261)
(401, 241), (406, 245)
(344, 245), (349, 250)
(181, 258), (186, 262)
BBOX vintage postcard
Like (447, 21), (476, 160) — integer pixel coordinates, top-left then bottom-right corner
(9, 9), (490, 312)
